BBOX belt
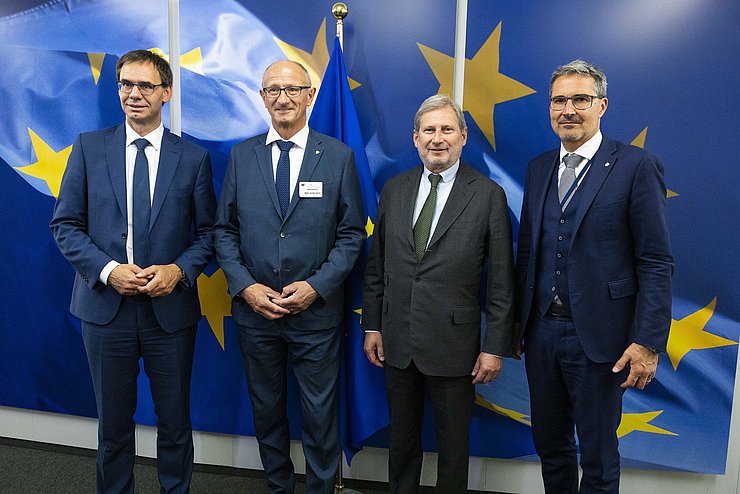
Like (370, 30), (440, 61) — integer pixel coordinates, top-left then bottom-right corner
(547, 302), (571, 319)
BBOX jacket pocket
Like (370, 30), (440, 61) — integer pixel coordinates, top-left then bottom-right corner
(453, 306), (480, 325)
(608, 277), (638, 299)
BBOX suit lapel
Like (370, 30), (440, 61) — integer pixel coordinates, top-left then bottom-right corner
(105, 125), (127, 219)
(569, 138), (618, 249)
(256, 136), (282, 219)
(427, 163), (476, 249)
(150, 128), (182, 231)
(403, 168), (424, 249)
(285, 130), (322, 220)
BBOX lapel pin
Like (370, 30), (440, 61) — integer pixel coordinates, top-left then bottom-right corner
(315, 150), (320, 155)
(605, 162), (611, 167)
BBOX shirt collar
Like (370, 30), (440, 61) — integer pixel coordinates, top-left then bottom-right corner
(265, 123), (310, 149)
(559, 130), (602, 163)
(125, 121), (164, 151)
(423, 160), (460, 183)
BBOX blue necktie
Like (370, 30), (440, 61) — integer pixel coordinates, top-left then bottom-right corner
(133, 138), (151, 267)
(275, 140), (294, 218)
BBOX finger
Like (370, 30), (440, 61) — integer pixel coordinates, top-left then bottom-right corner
(612, 355), (629, 373)
(620, 372), (640, 389)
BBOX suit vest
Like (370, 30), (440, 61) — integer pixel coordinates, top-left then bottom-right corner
(534, 164), (588, 317)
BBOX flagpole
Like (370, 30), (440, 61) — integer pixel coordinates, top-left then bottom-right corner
(453, 0), (468, 107)
(167, 0), (182, 136)
(330, 5), (364, 492)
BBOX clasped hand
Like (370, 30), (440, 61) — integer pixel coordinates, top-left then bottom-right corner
(108, 263), (181, 298)
(240, 281), (318, 320)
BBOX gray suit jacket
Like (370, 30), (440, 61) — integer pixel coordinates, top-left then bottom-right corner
(362, 162), (516, 376)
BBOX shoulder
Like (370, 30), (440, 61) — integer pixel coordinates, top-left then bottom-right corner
(606, 137), (664, 173)
(77, 125), (120, 143)
(165, 130), (208, 157)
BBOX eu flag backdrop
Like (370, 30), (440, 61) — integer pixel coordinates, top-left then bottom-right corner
(1, 0), (739, 474)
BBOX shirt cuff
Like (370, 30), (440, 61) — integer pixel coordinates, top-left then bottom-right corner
(99, 260), (120, 285)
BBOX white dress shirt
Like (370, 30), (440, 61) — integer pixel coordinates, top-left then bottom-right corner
(99, 122), (164, 284)
(266, 123), (310, 201)
(557, 130), (603, 190)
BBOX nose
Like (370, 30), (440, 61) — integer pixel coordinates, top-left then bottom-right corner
(431, 129), (444, 142)
(562, 98), (576, 114)
(276, 89), (291, 104)
(128, 84), (142, 98)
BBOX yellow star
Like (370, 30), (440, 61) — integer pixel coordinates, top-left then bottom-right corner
(15, 128), (72, 198)
(149, 47), (204, 75)
(475, 394), (531, 426)
(274, 18), (360, 92)
(365, 216), (374, 238)
(418, 22), (535, 151)
(630, 127), (677, 198)
(617, 410), (677, 438)
(87, 52), (105, 85)
(197, 268), (232, 350)
(667, 297), (736, 371)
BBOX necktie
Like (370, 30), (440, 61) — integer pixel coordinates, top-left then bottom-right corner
(558, 153), (582, 211)
(133, 138), (151, 267)
(275, 140), (294, 218)
(413, 173), (442, 261)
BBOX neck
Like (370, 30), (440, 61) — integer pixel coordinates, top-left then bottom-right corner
(128, 118), (161, 137)
(275, 121), (305, 141)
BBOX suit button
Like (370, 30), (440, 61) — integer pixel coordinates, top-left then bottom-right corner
(556, 270), (561, 275)
(121, 233), (127, 238)
(557, 253), (562, 258)
(279, 232), (286, 238)
(560, 219), (565, 224)
(551, 286), (556, 292)
(272, 269), (278, 275)
(414, 276), (420, 282)
(558, 235), (563, 241)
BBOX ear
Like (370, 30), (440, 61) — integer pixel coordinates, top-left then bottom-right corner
(598, 97), (608, 117)
(161, 85), (172, 104)
(413, 130), (419, 148)
(460, 127), (468, 146)
(305, 87), (317, 107)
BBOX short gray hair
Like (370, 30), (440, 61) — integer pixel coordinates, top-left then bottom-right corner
(550, 60), (607, 98)
(413, 94), (466, 132)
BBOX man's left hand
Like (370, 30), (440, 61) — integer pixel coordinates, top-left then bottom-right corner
(272, 281), (319, 314)
(471, 352), (502, 384)
(613, 343), (659, 389)
(136, 264), (182, 298)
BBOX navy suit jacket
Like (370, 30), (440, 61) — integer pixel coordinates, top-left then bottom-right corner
(214, 129), (365, 330)
(516, 137), (674, 362)
(51, 124), (217, 332)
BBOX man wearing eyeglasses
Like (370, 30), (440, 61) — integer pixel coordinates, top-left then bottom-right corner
(214, 60), (364, 493)
(51, 50), (216, 493)
(515, 59), (673, 493)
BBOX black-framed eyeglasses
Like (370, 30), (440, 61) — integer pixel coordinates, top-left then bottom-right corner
(550, 94), (603, 111)
(117, 81), (165, 95)
(262, 86), (311, 98)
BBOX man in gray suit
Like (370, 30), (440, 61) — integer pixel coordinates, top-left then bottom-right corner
(362, 95), (516, 493)
(214, 60), (365, 493)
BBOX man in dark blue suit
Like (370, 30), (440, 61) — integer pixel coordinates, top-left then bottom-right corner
(214, 60), (365, 493)
(516, 60), (674, 493)
(51, 50), (216, 493)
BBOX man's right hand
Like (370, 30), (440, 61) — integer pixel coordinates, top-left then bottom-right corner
(364, 332), (385, 368)
(240, 283), (291, 320)
(108, 264), (149, 296)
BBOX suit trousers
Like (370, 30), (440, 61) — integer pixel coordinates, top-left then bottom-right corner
(385, 361), (474, 494)
(524, 310), (625, 494)
(82, 295), (196, 494)
(236, 320), (340, 494)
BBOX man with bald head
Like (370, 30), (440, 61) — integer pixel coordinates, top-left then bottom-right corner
(214, 60), (365, 493)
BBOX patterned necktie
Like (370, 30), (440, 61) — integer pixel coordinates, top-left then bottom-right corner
(413, 173), (442, 261)
(275, 140), (294, 218)
(558, 153), (582, 211)
(132, 138), (151, 267)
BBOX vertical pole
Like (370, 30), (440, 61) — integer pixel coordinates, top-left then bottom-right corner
(453, 0), (468, 108)
(167, 0), (182, 136)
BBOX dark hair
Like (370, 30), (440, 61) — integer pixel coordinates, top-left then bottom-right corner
(116, 50), (173, 87)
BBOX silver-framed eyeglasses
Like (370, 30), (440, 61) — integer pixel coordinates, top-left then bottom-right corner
(550, 94), (603, 111)
(262, 86), (311, 98)
(117, 81), (165, 95)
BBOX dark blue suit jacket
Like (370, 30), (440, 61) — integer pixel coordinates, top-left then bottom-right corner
(51, 124), (217, 332)
(516, 137), (674, 362)
(214, 129), (365, 329)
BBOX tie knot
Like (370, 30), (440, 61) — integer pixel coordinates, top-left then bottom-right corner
(133, 138), (150, 152)
(276, 140), (294, 152)
(563, 153), (581, 169)
(428, 173), (441, 188)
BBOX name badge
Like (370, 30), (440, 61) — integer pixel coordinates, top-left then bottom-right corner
(299, 181), (323, 198)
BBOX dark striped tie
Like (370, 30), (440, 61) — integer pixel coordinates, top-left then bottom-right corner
(413, 173), (441, 261)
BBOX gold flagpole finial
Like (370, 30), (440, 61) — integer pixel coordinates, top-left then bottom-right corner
(332, 2), (348, 47)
